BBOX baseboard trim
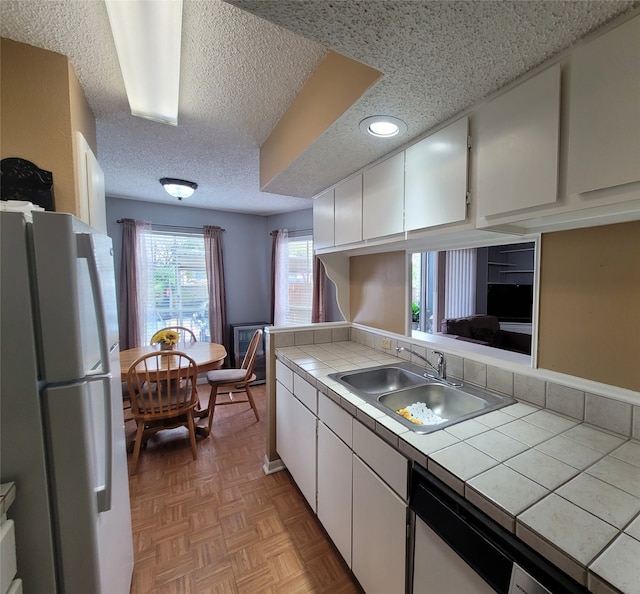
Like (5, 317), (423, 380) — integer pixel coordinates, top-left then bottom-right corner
(262, 455), (285, 475)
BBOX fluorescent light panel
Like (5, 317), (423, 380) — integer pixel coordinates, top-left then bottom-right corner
(105, 0), (183, 125)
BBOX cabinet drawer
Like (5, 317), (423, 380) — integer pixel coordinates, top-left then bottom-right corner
(352, 420), (408, 499)
(275, 359), (293, 392)
(318, 393), (352, 447)
(294, 373), (317, 414)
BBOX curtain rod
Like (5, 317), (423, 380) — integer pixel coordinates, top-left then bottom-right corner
(116, 219), (225, 233)
(270, 228), (312, 237)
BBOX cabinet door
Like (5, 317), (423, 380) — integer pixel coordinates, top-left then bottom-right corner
(275, 381), (317, 511)
(313, 189), (334, 249)
(334, 175), (363, 245)
(567, 15), (640, 194)
(405, 116), (469, 231)
(475, 65), (560, 219)
(352, 455), (408, 594)
(317, 423), (352, 567)
(362, 152), (405, 239)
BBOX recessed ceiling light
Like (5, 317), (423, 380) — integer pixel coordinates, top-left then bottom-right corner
(360, 116), (407, 138)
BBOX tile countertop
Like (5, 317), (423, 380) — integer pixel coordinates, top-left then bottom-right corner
(275, 341), (640, 594)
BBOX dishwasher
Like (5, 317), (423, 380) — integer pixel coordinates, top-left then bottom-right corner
(410, 463), (590, 594)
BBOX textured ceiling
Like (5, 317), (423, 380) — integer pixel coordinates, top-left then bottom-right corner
(1, 0), (638, 215)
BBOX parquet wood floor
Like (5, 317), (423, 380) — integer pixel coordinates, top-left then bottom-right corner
(125, 383), (363, 594)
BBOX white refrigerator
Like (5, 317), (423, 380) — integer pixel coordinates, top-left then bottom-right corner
(0, 211), (134, 594)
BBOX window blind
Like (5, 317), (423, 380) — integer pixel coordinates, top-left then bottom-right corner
(285, 236), (313, 325)
(141, 230), (209, 343)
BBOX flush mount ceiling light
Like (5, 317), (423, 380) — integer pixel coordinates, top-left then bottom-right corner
(160, 178), (198, 200)
(360, 116), (407, 138)
(105, 0), (183, 126)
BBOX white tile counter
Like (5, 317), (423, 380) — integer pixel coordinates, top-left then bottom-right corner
(275, 340), (640, 594)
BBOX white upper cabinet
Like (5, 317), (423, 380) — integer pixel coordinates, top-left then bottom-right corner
(334, 175), (363, 246)
(475, 64), (561, 221)
(362, 152), (405, 240)
(567, 15), (640, 195)
(313, 189), (334, 249)
(405, 116), (469, 231)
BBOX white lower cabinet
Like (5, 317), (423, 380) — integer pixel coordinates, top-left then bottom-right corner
(352, 455), (408, 594)
(317, 422), (352, 566)
(275, 379), (317, 511)
(276, 360), (409, 593)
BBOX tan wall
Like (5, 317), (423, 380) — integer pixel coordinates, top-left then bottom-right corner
(350, 251), (406, 335)
(1, 38), (96, 217)
(537, 222), (639, 391)
(260, 51), (382, 189)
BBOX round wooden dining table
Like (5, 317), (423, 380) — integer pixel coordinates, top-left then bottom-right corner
(119, 341), (227, 381)
(120, 342), (227, 440)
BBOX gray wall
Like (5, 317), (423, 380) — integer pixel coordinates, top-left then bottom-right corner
(106, 196), (313, 328)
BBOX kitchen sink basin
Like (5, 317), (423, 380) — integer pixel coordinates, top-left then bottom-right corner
(329, 362), (515, 434)
(378, 384), (491, 422)
(333, 366), (428, 395)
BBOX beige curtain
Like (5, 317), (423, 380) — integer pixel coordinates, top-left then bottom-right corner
(311, 255), (327, 323)
(204, 226), (229, 357)
(118, 218), (148, 349)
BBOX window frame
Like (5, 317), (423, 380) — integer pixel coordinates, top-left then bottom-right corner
(409, 236), (540, 367)
(140, 228), (209, 343)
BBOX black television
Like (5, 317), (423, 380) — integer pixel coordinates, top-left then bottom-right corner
(487, 283), (533, 323)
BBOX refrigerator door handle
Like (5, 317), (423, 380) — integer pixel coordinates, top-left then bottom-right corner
(86, 374), (114, 512)
(85, 373), (113, 512)
(76, 233), (111, 375)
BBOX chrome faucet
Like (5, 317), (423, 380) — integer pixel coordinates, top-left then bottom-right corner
(396, 346), (446, 379)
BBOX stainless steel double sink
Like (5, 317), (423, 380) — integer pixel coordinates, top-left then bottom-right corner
(329, 361), (515, 434)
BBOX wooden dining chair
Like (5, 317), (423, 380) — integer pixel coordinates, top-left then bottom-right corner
(126, 351), (201, 474)
(150, 326), (197, 346)
(204, 329), (262, 434)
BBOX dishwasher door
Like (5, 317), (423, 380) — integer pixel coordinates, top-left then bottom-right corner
(410, 463), (589, 594)
(413, 515), (496, 594)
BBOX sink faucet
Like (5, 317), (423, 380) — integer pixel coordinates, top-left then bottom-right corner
(396, 346), (447, 380)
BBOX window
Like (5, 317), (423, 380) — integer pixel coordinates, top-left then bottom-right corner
(140, 230), (209, 343)
(283, 235), (314, 325)
(411, 241), (535, 356)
